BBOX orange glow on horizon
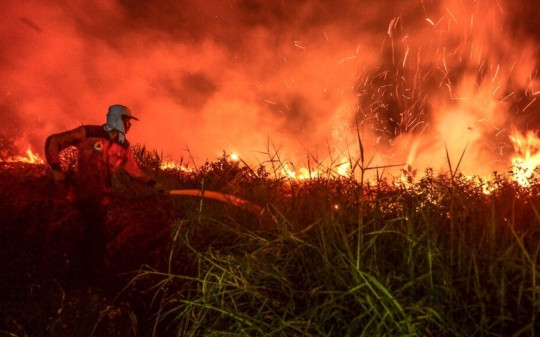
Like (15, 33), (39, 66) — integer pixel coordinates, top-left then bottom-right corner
(2, 1), (540, 186)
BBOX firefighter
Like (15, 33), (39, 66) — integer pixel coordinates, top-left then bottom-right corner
(44, 104), (159, 281)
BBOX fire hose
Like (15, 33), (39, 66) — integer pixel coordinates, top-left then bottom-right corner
(167, 189), (264, 214)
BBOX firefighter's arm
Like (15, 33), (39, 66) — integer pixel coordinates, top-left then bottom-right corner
(123, 148), (159, 188)
(44, 126), (87, 182)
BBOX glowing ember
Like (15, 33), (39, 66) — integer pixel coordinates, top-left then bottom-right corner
(510, 130), (540, 187)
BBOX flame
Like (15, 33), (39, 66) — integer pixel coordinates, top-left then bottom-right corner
(3, 2), (538, 191)
(281, 162), (300, 179)
(280, 157), (350, 180)
(160, 161), (193, 172)
(510, 130), (540, 187)
(286, 166), (317, 180)
(336, 158), (350, 178)
(3, 148), (44, 164)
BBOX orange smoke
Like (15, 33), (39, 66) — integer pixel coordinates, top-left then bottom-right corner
(1, 1), (540, 181)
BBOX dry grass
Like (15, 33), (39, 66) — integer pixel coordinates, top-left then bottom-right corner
(1, 150), (539, 336)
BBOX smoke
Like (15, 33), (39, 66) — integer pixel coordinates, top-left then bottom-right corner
(353, 0), (540, 176)
(1, 0), (539, 176)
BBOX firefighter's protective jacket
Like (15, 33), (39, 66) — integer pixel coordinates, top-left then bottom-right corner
(45, 125), (155, 204)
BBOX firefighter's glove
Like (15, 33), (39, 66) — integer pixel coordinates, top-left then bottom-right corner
(52, 169), (66, 183)
(147, 179), (166, 194)
(155, 184), (167, 194)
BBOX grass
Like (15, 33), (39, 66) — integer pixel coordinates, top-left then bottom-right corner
(1, 148), (540, 336)
(125, 149), (540, 336)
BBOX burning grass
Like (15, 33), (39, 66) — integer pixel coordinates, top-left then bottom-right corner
(1, 147), (540, 336)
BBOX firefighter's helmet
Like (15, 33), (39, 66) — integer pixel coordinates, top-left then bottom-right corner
(107, 104), (139, 122)
(104, 104), (138, 143)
